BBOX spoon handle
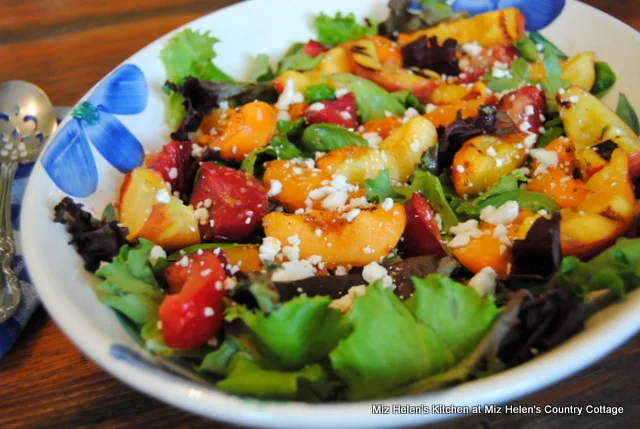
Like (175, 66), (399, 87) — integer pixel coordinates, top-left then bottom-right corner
(0, 161), (21, 323)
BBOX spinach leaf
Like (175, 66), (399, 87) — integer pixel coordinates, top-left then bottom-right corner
(484, 58), (530, 92)
(305, 84), (336, 103)
(513, 35), (539, 62)
(529, 31), (568, 60)
(392, 89), (426, 114)
(616, 93), (640, 135)
(330, 74), (406, 122)
(365, 170), (403, 203)
(591, 62), (617, 98)
(302, 124), (369, 152)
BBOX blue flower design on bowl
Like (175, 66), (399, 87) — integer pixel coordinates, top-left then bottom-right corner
(41, 64), (148, 198)
(410, 0), (565, 31)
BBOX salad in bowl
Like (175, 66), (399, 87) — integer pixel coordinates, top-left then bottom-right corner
(49, 0), (640, 403)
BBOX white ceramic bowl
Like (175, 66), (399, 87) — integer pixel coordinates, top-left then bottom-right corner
(20, 0), (640, 427)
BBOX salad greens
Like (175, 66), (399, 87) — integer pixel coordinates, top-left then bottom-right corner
(364, 170), (403, 203)
(330, 74), (406, 122)
(528, 31), (568, 60)
(616, 93), (640, 135)
(483, 57), (530, 92)
(513, 35), (539, 62)
(278, 43), (325, 74)
(396, 171), (458, 231)
(314, 12), (377, 46)
(302, 124), (369, 152)
(248, 54), (275, 83)
(96, 239), (165, 326)
(592, 62), (617, 97)
(305, 84), (336, 103)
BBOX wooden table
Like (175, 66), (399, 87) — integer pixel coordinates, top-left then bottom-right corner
(1, 1), (639, 428)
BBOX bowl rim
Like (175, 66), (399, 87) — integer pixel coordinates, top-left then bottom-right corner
(20, 0), (640, 427)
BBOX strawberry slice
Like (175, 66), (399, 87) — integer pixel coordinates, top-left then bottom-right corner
(159, 250), (227, 349)
(144, 141), (191, 194)
(498, 85), (545, 134)
(303, 40), (328, 58)
(304, 93), (359, 129)
(400, 192), (447, 258)
(190, 163), (268, 242)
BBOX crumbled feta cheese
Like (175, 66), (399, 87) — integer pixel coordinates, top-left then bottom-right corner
(335, 266), (348, 276)
(519, 121), (532, 132)
(448, 234), (471, 248)
(168, 167), (178, 180)
(402, 107), (420, 123)
(493, 223), (508, 238)
(308, 102), (326, 112)
(343, 208), (361, 222)
(259, 237), (281, 263)
(410, 140), (422, 153)
(203, 198), (212, 208)
(437, 256), (460, 276)
(335, 87), (350, 98)
(155, 188), (171, 204)
(267, 179), (282, 197)
(322, 191), (349, 210)
(315, 229), (323, 236)
(277, 110), (291, 121)
(348, 196), (370, 208)
(362, 132), (383, 148)
(191, 143), (204, 158)
(480, 201), (519, 225)
(525, 105), (535, 116)
(468, 267), (497, 297)
(200, 269), (212, 277)
(568, 95), (579, 103)
(530, 148), (559, 175)
(381, 198), (394, 211)
(194, 207), (209, 225)
(486, 146), (497, 157)
(462, 41), (483, 57)
(330, 285), (367, 313)
(178, 255), (190, 267)
(287, 235), (301, 246)
(148, 246), (166, 265)
(449, 219), (481, 236)
(339, 111), (352, 120)
(362, 262), (394, 288)
(426, 103), (437, 114)
(362, 246), (374, 254)
(272, 260), (316, 282)
(276, 78), (304, 111)
(524, 133), (537, 148)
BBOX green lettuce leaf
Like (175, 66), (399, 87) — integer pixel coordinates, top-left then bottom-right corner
(241, 120), (305, 176)
(455, 171), (535, 217)
(278, 43), (324, 75)
(540, 44), (570, 113)
(314, 12), (377, 46)
(529, 31), (568, 60)
(591, 62), (617, 98)
(140, 317), (210, 358)
(226, 295), (350, 370)
(616, 93), (640, 135)
(395, 171), (458, 231)
(365, 170), (403, 203)
(329, 281), (455, 400)
(160, 29), (234, 85)
(483, 57), (530, 92)
(248, 54), (275, 83)
(305, 83), (337, 103)
(554, 238), (640, 297)
(392, 89), (425, 114)
(302, 123), (369, 152)
(405, 275), (501, 360)
(330, 275), (499, 399)
(96, 239), (165, 325)
(513, 35), (539, 62)
(330, 74), (406, 122)
(216, 352), (331, 400)
(199, 337), (244, 375)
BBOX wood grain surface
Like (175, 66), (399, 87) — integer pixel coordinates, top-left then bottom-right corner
(1, 1), (639, 428)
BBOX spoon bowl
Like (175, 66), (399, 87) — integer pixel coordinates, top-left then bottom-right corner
(0, 81), (56, 323)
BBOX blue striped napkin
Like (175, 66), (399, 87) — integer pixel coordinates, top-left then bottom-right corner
(0, 163), (39, 358)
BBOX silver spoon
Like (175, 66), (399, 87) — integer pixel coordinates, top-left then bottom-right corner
(0, 81), (56, 323)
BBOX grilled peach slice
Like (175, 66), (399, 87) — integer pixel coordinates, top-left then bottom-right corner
(263, 204), (406, 267)
(398, 8), (525, 48)
(452, 133), (531, 197)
